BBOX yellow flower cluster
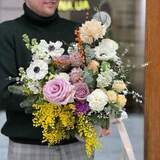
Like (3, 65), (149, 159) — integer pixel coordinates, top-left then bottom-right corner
(106, 90), (127, 108)
(32, 103), (100, 157)
(32, 103), (75, 145)
(76, 115), (101, 157)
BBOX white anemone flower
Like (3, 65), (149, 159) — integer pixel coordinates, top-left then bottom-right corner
(48, 41), (65, 58)
(38, 40), (64, 57)
(31, 40), (64, 62)
(26, 60), (48, 81)
(95, 39), (119, 61)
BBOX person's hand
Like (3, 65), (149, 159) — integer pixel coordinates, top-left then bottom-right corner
(99, 128), (111, 137)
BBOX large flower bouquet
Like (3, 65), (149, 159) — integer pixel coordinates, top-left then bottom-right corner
(8, 13), (141, 157)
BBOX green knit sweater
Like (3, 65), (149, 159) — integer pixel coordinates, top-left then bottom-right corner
(0, 3), (79, 144)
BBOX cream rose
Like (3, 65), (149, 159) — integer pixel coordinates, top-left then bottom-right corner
(106, 90), (117, 103)
(117, 95), (127, 108)
(112, 80), (127, 93)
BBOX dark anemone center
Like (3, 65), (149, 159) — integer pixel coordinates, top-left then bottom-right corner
(34, 66), (40, 73)
(48, 45), (55, 52)
(100, 52), (106, 56)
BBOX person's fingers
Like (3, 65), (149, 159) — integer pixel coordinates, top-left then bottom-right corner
(99, 128), (111, 137)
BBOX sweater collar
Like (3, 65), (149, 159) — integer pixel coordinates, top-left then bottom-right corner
(23, 3), (59, 24)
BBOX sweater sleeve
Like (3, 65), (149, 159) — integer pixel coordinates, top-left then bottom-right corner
(0, 23), (24, 111)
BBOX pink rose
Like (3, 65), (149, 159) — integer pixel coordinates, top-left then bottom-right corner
(43, 78), (75, 105)
(74, 82), (89, 101)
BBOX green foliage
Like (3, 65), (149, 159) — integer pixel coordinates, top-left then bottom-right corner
(84, 45), (96, 64)
(100, 61), (110, 72)
(107, 104), (122, 119)
(8, 85), (25, 96)
(20, 95), (38, 113)
(83, 68), (97, 89)
(88, 112), (110, 129)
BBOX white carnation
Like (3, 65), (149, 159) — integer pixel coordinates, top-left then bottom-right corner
(87, 89), (108, 112)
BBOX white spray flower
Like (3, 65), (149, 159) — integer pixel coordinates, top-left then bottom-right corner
(27, 81), (41, 94)
(97, 70), (117, 88)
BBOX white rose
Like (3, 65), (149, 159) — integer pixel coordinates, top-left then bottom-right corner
(87, 89), (108, 112)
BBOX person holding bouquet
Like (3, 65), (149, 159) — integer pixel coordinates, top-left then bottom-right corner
(0, 0), (110, 160)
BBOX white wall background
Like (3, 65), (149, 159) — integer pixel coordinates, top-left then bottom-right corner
(0, 0), (24, 22)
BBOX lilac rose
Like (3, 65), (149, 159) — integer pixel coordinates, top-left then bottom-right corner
(43, 78), (75, 105)
(74, 82), (89, 101)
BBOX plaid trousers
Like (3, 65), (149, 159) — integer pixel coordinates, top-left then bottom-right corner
(8, 140), (94, 160)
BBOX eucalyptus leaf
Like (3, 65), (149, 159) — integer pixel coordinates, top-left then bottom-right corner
(8, 85), (25, 96)
(83, 68), (96, 89)
(84, 45), (96, 64)
(20, 96), (38, 109)
(100, 118), (110, 129)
